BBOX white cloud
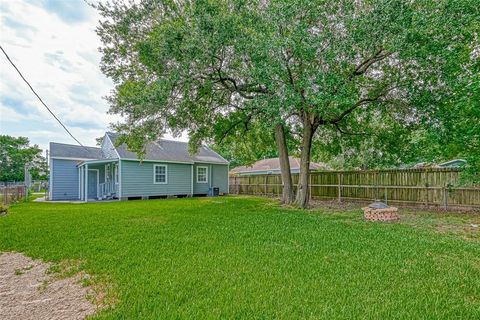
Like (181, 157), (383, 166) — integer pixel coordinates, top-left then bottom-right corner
(0, 0), (116, 152)
(0, 0), (188, 155)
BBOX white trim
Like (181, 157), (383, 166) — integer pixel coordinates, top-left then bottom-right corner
(110, 158), (228, 165)
(77, 159), (119, 166)
(49, 156), (53, 200)
(105, 133), (122, 159)
(196, 166), (208, 184)
(194, 161), (229, 165)
(118, 160), (122, 199)
(84, 164), (88, 202)
(122, 158), (194, 165)
(78, 167), (81, 200)
(153, 164), (168, 184)
(227, 163), (229, 194)
(51, 156), (97, 161)
(105, 164), (110, 183)
(114, 163), (119, 184)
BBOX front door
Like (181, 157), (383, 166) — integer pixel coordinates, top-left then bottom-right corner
(88, 170), (98, 199)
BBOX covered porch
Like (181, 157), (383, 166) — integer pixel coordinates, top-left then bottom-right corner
(78, 159), (120, 202)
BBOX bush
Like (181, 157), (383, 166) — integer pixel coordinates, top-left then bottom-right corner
(0, 204), (8, 216)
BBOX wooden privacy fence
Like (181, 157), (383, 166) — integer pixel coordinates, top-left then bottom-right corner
(0, 184), (26, 205)
(229, 168), (480, 209)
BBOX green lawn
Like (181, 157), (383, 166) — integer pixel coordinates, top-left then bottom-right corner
(0, 197), (479, 319)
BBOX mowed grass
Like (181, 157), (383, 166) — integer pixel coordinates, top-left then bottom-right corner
(0, 197), (479, 319)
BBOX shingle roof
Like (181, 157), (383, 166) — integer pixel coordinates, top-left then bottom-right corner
(106, 132), (228, 164)
(230, 157), (329, 173)
(49, 142), (102, 159)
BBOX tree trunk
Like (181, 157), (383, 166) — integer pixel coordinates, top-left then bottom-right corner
(294, 117), (315, 208)
(274, 123), (294, 205)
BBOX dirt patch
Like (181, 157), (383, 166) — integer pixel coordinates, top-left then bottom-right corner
(0, 252), (96, 320)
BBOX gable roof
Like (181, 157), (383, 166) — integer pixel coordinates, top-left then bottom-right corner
(50, 142), (102, 159)
(230, 157), (329, 174)
(106, 132), (228, 164)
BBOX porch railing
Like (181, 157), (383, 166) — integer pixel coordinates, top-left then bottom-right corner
(98, 182), (119, 199)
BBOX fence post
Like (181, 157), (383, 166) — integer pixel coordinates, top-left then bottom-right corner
(337, 172), (342, 203)
(264, 175), (267, 195)
(443, 186), (448, 210)
(384, 186), (388, 205)
(309, 173), (312, 201)
(425, 183), (429, 208)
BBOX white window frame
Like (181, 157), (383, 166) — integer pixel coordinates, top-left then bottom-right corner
(153, 164), (168, 184)
(196, 166), (208, 184)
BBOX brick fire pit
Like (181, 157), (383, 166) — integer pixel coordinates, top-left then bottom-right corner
(363, 202), (399, 222)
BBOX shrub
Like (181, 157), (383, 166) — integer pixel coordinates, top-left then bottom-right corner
(0, 204), (8, 216)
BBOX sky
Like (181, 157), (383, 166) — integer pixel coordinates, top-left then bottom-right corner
(0, 0), (186, 155)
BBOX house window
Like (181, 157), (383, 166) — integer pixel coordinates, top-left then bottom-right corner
(197, 166), (208, 183)
(153, 165), (167, 184)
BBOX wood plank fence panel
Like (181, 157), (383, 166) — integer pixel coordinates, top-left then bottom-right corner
(229, 168), (479, 209)
(0, 185), (26, 205)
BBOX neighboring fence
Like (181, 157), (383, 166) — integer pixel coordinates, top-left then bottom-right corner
(30, 180), (48, 192)
(229, 168), (480, 209)
(0, 183), (26, 205)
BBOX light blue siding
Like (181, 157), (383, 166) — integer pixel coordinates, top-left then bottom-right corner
(51, 159), (79, 200)
(212, 164), (229, 193)
(193, 163), (210, 194)
(193, 163), (228, 194)
(121, 160), (192, 197)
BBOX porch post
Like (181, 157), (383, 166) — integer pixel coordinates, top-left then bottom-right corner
(118, 160), (122, 200)
(79, 166), (83, 200)
(85, 163), (89, 202)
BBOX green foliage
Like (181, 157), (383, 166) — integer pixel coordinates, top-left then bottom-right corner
(1, 197), (479, 318)
(0, 135), (47, 182)
(96, 0), (479, 183)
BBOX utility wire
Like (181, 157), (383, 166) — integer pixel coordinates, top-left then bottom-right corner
(0, 45), (86, 147)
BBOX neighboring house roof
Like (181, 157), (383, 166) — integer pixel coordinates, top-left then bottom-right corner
(439, 159), (467, 168)
(106, 132), (228, 164)
(230, 157), (329, 174)
(412, 159), (467, 169)
(49, 142), (102, 159)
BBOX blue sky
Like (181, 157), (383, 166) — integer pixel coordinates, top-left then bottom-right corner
(0, 0), (185, 155)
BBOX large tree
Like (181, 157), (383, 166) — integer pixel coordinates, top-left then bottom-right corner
(0, 135), (46, 182)
(97, 0), (479, 207)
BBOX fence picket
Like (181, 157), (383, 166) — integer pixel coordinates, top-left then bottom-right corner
(229, 168), (479, 208)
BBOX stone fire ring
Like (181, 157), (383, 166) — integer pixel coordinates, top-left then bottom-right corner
(363, 202), (399, 222)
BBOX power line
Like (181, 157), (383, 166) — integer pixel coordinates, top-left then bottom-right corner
(0, 45), (86, 147)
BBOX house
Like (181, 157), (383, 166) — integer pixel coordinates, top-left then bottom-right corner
(438, 159), (467, 168)
(412, 159), (467, 169)
(49, 132), (229, 201)
(229, 157), (329, 176)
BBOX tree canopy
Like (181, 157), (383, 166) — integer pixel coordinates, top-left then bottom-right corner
(96, 0), (480, 206)
(0, 135), (47, 182)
